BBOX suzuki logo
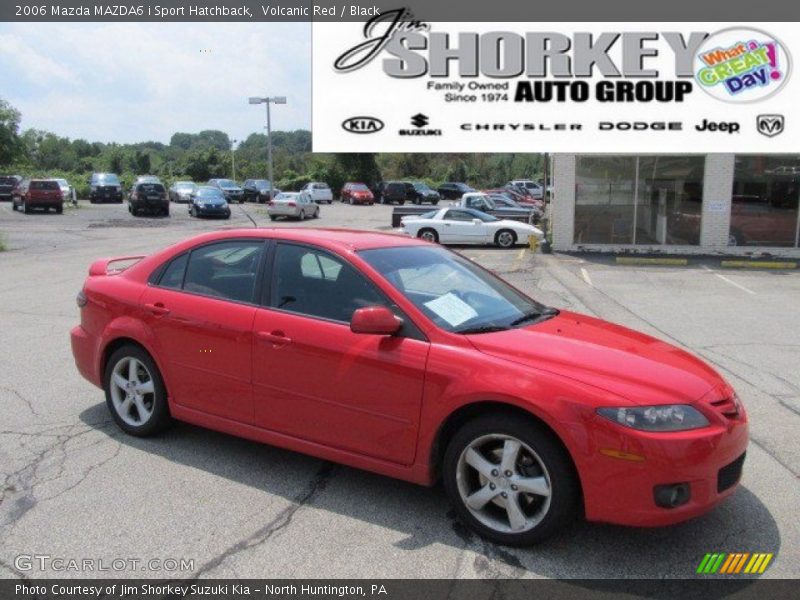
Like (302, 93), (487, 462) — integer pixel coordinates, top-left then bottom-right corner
(342, 116), (384, 134)
(757, 114), (785, 137)
(411, 113), (429, 128)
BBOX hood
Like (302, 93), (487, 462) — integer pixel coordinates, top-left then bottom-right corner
(467, 310), (726, 405)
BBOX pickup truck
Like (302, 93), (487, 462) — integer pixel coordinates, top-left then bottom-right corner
(390, 192), (535, 227)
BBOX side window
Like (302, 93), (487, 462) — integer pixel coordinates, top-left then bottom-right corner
(445, 210), (474, 222)
(182, 241), (264, 303)
(158, 253), (189, 289)
(271, 244), (385, 322)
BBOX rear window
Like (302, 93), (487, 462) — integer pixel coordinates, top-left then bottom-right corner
(93, 174), (120, 185)
(137, 183), (165, 194)
(0, 177), (18, 185)
(30, 181), (59, 190)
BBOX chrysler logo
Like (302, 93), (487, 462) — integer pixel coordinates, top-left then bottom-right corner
(756, 114), (784, 137)
(342, 116), (384, 134)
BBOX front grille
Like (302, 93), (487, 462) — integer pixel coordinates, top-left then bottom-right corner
(717, 452), (746, 493)
(709, 397), (739, 419)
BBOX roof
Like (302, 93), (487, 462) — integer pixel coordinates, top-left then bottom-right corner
(171, 228), (426, 253)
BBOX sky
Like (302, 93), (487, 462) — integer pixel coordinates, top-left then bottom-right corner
(0, 22), (311, 145)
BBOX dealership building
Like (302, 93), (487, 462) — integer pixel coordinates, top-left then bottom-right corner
(551, 154), (800, 257)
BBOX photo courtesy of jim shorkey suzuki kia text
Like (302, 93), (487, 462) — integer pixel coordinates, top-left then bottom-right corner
(0, 0), (798, 592)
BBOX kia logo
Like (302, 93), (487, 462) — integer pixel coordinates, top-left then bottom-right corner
(342, 116), (384, 134)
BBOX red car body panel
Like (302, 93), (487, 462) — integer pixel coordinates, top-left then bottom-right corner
(341, 183), (375, 205)
(70, 228), (748, 527)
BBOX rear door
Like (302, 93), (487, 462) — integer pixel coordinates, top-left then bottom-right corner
(140, 239), (267, 424)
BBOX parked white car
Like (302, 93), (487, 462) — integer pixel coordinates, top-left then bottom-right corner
(401, 207), (543, 248)
(301, 181), (334, 204)
(267, 192), (319, 221)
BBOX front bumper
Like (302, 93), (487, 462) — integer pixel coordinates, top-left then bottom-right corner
(196, 205), (230, 217)
(579, 412), (749, 527)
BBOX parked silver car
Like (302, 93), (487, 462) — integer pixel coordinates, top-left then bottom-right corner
(267, 192), (319, 221)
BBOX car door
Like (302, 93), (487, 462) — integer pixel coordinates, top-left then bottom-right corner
(140, 239), (267, 424)
(251, 242), (430, 465)
(441, 209), (484, 243)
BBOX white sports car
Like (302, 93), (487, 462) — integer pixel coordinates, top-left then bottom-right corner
(401, 207), (544, 248)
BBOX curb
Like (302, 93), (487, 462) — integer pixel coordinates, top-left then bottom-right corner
(615, 257), (688, 266)
(720, 260), (797, 269)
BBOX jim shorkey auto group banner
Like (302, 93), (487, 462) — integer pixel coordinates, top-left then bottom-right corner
(314, 17), (798, 152)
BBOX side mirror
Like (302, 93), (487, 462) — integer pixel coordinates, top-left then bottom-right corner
(350, 306), (402, 335)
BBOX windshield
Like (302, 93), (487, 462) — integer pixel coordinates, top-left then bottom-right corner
(350, 183), (369, 191)
(217, 179), (237, 188)
(197, 187), (224, 199)
(176, 182), (196, 190)
(413, 183), (432, 192)
(360, 246), (549, 333)
(254, 180), (272, 189)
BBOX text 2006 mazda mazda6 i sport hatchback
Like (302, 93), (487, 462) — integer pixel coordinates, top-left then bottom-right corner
(71, 229), (748, 545)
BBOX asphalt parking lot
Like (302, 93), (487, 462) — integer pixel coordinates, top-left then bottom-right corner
(0, 199), (798, 580)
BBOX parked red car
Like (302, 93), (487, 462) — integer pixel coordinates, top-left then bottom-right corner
(340, 182), (375, 205)
(71, 229), (747, 545)
(12, 178), (65, 214)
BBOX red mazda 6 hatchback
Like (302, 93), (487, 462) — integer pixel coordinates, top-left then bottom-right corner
(71, 229), (748, 545)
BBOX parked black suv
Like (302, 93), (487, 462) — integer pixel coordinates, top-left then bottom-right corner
(381, 181), (441, 205)
(208, 178), (244, 203)
(242, 179), (279, 203)
(437, 182), (476, 200)
(90, 173), (124, 203)
(0, 175), (21, 201)
(129, 182), (169, 217)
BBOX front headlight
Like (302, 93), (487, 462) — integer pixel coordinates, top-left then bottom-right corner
(597, 405), (709, 432)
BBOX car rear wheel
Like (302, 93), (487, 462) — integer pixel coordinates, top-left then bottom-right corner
(418, 228), (439, 243)
(104, 345), (172, 437)
(22, 200), (29, 214)
(299, 210), (306, 221)
(56, 205), (63, 214)
(495, 229), (517, 248)
(443, 414), (579, 546)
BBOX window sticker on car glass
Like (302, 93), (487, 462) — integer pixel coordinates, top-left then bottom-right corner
(424, 292), (478, 327)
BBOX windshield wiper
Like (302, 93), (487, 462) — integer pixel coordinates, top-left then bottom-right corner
(455, 324), (509, 335)
(509, 307), (559, 327)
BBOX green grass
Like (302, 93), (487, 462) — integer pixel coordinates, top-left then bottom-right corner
(0, 234), (7, 252)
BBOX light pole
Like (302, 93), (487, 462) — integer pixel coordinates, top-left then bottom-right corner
(230, 139), (238, 182)
(248, 96), (286, 202)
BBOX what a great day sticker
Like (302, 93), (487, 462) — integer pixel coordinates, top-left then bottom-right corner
(694, 27), (791, 103)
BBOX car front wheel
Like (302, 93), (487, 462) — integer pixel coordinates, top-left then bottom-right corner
(495, 229), (517, 248)
(443, 414), (579, 546)
(104, 345), (172, 437)
(418, 228), (439, 243)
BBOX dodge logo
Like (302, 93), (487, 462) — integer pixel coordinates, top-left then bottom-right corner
(342, 116), (384, 134)
(756, 114), (785, 137)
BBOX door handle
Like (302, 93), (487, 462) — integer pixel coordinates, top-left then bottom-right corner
(144, 302), (170, 316)
(256, 330), (292, 345)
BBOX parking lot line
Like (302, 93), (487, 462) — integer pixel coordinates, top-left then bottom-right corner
(580, 267), (593, 286)
(701, 265), (756, 295)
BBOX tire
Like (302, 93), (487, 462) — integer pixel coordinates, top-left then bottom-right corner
(163, 207), (170, 217)
(189, 206), (196, 218)
(443, 413), (579, 546)
(398, 200), (405, 206)
(56, 205), (63, 214)
(314, 208), (320, 218)
(327, 199), (333, 205)
(269, 215), (277, 221)
(22, 200), (30, 214)
(413, 197), (420, 205)
(11, 201), (16, 212)
(432, 200), (439, 206)
(299, 210), (306, 221)
(418, 228), (439, 243)
(103, 344), (172, 437)
(495, 229), (517, 248)
(349, 197), (354, 205)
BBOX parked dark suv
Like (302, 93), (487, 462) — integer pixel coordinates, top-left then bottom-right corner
(381, 181), (441, 205)
(129, 182), (169, 217)
(208, 179), (244, 204)
(12, 179), (64, 214)
(0, 175), (22, 201)
(242, 179), (279, 203)
(437, 182), (476, 200)
(89, 173), (124, 203)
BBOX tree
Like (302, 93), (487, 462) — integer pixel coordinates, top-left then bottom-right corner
(0, 98), (23, 166)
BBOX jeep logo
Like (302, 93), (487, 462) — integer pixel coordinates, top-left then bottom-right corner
(342, 116), (384, 134)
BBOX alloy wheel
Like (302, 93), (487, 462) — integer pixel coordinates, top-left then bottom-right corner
(497, 231), (515, 248)
(109, 357), (155, 427)
(456, 434), (552, 533)
(420, 230), (437, 243)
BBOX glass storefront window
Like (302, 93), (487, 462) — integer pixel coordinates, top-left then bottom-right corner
(574, 155), (704, 245)
(731, 156), (800, 247)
